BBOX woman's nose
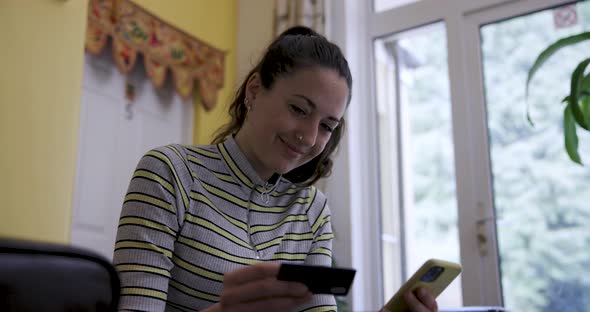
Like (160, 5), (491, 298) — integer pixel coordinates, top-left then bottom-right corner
(298, 122), (318, 146)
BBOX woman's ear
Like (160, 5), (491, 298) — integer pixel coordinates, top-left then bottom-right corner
(245, 73), (262, 101)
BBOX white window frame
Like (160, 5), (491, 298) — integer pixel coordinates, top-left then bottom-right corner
(326, 0), (576, 310)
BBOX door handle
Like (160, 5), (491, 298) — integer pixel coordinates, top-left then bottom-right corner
(475, 215), (500, 257)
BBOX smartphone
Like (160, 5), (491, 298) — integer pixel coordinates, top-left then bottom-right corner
(384, 259), (462, 312)
(277, 263), (356, 295)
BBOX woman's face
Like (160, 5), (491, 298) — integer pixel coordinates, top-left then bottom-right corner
(235, 66), (349, 181)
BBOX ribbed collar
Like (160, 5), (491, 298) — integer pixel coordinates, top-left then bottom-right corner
(217, 136), (281, 193)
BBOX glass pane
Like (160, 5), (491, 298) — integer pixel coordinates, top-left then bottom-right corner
(373, 0), (420, 13)
(375, 22), (462, 308)
(481, 2), (590, 311)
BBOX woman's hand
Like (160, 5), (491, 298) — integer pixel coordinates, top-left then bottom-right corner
(204, 262), (312, 312)
(402, 287), (438, 312)
(380, 287), (439, 312)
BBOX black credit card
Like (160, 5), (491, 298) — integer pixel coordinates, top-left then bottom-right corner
(277, 263), (356, 295)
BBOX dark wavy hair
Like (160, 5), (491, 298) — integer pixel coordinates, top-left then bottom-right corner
(212, 26), (352, 187)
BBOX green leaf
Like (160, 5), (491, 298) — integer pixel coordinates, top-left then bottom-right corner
(580, 72), (590, 120)
(568, 58), (590, 130)
(564, 105), (582, 165)
(581, 72), (590, 92)
(525, 32), (590, 124)
(582, 95), (590, 129)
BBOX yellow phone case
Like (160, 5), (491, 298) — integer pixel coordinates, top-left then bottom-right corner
(384, 259), (462, 312)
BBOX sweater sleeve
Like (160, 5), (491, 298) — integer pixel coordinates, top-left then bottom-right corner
(113, 145), (192, 311)
(296, 188), (338, 312)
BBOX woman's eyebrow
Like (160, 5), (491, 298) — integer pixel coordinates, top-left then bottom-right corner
(293, 94), (341, 122)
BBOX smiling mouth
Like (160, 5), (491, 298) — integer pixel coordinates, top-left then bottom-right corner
(279, 137), (305, 155)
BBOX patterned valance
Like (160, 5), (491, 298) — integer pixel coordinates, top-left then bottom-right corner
(85, 0), (225, 110)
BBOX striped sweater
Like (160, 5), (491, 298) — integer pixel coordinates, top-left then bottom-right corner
(113, 136), (337, 311)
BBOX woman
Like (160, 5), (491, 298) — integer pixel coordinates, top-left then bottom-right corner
(113, 26), (438, 312)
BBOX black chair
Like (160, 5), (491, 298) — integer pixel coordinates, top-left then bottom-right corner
(0, 239), (120, 312)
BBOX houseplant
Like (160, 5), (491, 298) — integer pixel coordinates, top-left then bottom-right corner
(526, 32), (590, 164)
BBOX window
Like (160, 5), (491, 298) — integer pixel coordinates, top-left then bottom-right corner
(328, 0), (590, 309)
(373, 0), (421, 12)
(374, 23), (462, 308)
(481, 2), (590, 311)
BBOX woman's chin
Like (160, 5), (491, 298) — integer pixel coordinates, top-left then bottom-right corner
(272, 162), (299, 175)
(275, 166), (295, 175)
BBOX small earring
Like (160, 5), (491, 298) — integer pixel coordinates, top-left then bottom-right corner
(244, 98), (250, 110)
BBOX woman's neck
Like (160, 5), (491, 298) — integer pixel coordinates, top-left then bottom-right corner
(233, 131), (274, 182)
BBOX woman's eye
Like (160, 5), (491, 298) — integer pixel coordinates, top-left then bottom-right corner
(321, 124), (334, 133)
(290, 105), (307, 116)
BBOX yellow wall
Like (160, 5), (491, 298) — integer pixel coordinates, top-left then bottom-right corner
(0, 0), (236, 243)
(134, 0), (237, 144)
(237, 0), (275, 82)
(0, 1), (89, 243)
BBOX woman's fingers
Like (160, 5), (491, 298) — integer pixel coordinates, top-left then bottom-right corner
(224, 262), (280, 286)
(227, 293), (313, 312)
(403, 288), (437, 312)
(221, 277), (309, 304)
(220, 262), (313, 312)
(416, 287), (438, 311)
(403, 290), (427, 312)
